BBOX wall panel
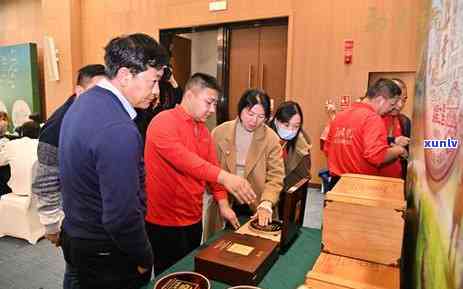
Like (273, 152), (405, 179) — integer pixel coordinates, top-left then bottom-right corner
(0, 0), (44, 114)
(41, 0), (83, 116)
(0, 0), (420, 181)
(290, 0), (421, 178)
(80, 0), (423, 181)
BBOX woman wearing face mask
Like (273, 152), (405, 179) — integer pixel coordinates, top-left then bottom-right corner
(205, 89), (284, 238)
(269, 101), (311, 190)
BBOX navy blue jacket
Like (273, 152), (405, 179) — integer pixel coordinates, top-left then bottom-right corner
(59, 86), (152, 268)
(40, 95), (75, 147)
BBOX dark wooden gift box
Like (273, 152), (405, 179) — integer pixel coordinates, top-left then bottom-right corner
(195, 177), (309, 285)
(195, 232), (279, 285)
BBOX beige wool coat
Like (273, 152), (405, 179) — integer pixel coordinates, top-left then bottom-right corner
(202, 119), (285, 240)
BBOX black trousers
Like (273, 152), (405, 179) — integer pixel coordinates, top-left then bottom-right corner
(146, 221), (202, 276)
(328, 175), (341, 191)
(0, 164), (11, 196)
(60, 230), (151, 289)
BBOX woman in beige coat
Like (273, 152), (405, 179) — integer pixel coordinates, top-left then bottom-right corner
(204, 89), (285, 239)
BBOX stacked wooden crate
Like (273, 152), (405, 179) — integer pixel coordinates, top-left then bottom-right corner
(306, 253), (400, 289)
(306, 174), (405, 289)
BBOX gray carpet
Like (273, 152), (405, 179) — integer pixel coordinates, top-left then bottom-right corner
(0, 236), (65, 289)
(0, 188), (324, 289)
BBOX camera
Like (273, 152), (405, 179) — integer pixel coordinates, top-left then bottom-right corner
(161, 65), (172, 82)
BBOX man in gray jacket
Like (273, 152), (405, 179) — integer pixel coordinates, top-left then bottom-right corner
(31, 64), (105, 289)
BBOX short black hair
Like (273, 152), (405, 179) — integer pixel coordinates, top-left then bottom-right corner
(391, 78), (406, 89)
(28, 112), (41, 123)
(366, 78), (402, 100)
(19, 121), (40, 139)
(104, 33), (169, 79)
(237, 89), (271, 120)
(184, 73), (222, 95)
(76, 64), (106, 86)
(269, 101), (304, 151)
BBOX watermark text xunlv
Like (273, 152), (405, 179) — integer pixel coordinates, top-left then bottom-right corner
(423, 138), (459, 149)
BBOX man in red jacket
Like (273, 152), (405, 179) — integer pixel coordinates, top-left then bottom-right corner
(324, 78), (407, 189)
(144, 73), (256, 275)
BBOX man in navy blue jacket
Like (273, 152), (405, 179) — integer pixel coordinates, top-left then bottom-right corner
(59, 33), (168, 289)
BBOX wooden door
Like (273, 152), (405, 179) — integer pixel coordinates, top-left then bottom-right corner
(228, 25), (287, 119)
(228, 28), (260, 119)
(259, 25), (287, 114)
(171, 35), (191, 89)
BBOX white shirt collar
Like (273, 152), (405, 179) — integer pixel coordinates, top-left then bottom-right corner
(97, 78), (137, 120)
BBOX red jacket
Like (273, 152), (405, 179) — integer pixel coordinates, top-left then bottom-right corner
(144, 106), (226, 226)
(324, 103), (389, 176)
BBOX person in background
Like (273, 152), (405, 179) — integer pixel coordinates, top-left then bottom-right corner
(0, 111), (12, 196)
(391, 78), (411, 138)
(0, 112), (9, 137)
(59, 33), (168, 289)
(206, 89), (284, 238)
(319, 100), (337, 151)
(29, 112), (42, 127)
(157, 65), (183, 111)
(378, 79), (410, 179)
(0, 121), (39, 198)
(135, 65), (183, 143)
(31, 64), (106, 289)
(15, 115), (41, 139)
(391, 78), (411, 179)
(269, 101), (311, 190)
(144, 73), (256, 275)
(323, 78), (408, 189)
(318, 101), (337, 192)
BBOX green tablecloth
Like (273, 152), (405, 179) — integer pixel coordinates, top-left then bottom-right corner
(144, 227), (321, 289)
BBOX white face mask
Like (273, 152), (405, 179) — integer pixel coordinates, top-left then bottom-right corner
(275, 121), (297, 141)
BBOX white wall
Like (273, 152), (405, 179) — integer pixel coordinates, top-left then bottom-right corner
(189, 30), (218, 77)
(186, 30), (219, 129)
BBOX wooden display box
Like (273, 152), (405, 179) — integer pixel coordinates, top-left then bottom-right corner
(235, 177), (309, 250)
(328, 174), (405, 202)
(195, 232), (279, 285)
(306, 253), (400, 289)
(323, 174), (405, 266)
(279, 177), (308, 250)
(194, 177), (309, 285)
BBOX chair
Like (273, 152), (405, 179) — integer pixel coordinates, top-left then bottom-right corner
(0, 138), (44, 244)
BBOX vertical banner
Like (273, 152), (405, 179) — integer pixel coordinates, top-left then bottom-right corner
(409, 0), (463, 288)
